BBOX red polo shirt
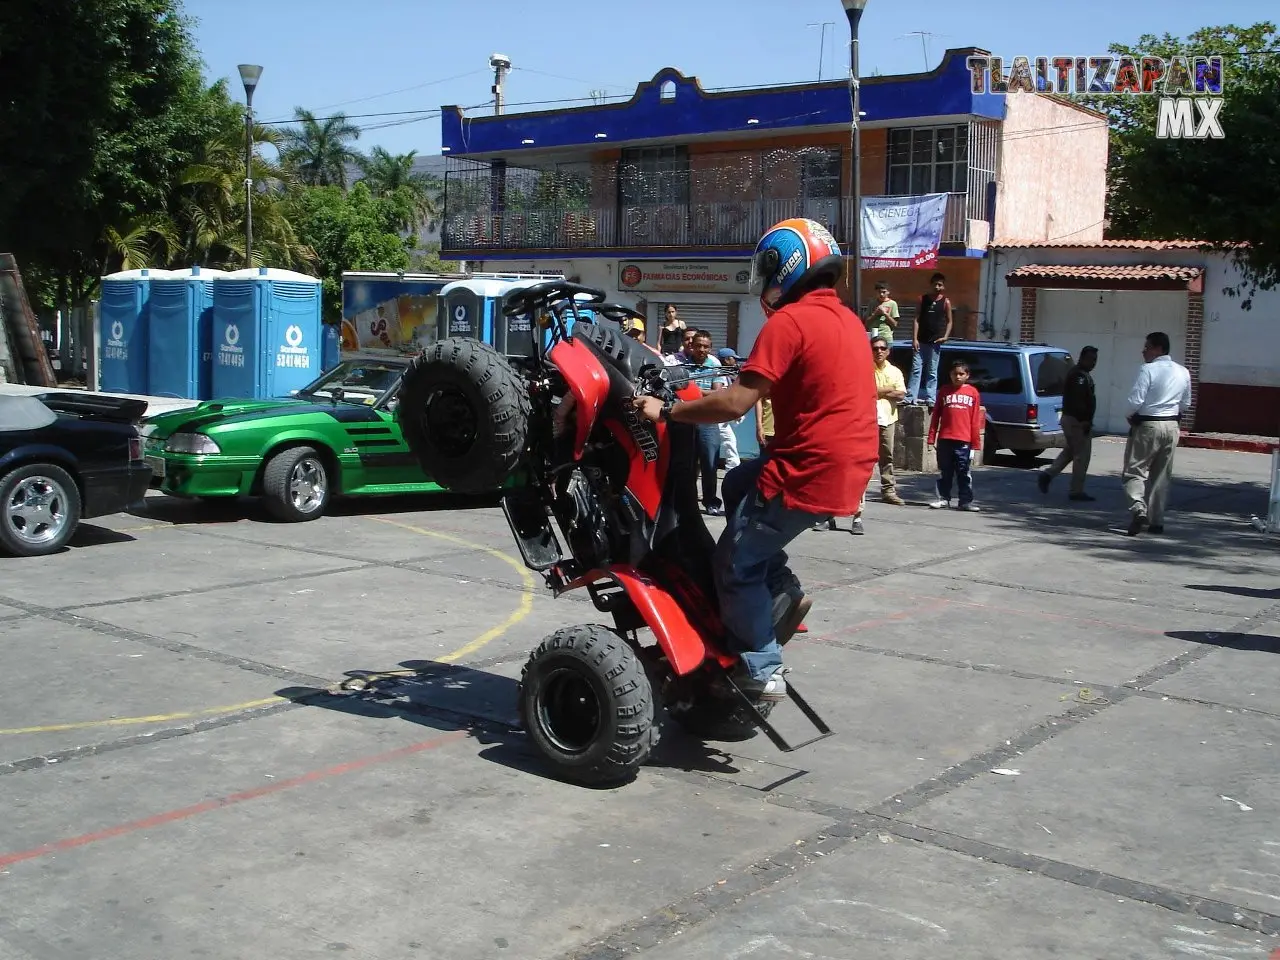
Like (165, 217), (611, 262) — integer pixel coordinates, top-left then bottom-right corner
(741, 289), (878, 516)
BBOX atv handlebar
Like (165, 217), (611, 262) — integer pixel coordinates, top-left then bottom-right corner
(502, 280), (606, 318)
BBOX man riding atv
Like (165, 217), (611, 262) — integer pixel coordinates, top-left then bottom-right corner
(633, 218), (879, 702)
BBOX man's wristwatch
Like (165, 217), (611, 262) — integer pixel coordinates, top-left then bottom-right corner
(659, 399), (676, 422)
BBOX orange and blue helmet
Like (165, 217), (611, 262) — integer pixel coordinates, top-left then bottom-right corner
(747, 217), (844, 313)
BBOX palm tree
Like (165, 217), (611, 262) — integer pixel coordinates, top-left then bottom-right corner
(280, 109), (362, 188)
(356, 147), (440, 233)
(171, 120), (316, 271)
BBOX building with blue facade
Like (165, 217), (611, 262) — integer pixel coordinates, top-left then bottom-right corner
(437, 48), (1107, 354)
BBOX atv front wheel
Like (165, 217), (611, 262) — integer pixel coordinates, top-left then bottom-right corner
(518, 624), (657, 785)
(397, 338), (530, 494)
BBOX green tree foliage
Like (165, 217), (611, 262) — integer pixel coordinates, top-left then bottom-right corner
(280, 109), (363, 188)
(356, 148), (441, 233)
(285, 183), (413, 320)
(0, 0), (226, 299)
(1078, 22), (1280, 303)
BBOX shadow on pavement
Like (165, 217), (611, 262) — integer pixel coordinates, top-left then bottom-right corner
(130, 489), (503, 526)
(1184, 583), (1280, 600)
(1166, 630), (1280, 654)
(274, 657), (795, 789)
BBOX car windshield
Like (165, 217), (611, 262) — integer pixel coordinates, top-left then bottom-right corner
(1029, 351), (1073, 397)
(300, 361), (404, 405)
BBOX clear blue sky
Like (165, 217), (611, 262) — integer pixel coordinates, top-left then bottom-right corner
(186, 0), (1274, 156)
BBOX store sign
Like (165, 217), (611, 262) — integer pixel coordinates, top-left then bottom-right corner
(618, 261), (752, 294)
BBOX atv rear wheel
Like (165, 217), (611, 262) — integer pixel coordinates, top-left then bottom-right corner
(397, 338), (530, 495)
(518, 624), (657, 786)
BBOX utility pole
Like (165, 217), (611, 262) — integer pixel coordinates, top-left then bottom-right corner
(489, 53), (511, 115)
(842, 1), (868, 318)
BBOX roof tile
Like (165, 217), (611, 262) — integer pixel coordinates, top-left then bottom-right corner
(1007, 264), (1205, 282)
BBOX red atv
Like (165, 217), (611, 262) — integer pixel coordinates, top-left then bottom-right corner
(396, 280), (831, 785)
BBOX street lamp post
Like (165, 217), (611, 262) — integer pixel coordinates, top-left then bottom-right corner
(841, 1), (867, 319)
(238, 64), (263, 268)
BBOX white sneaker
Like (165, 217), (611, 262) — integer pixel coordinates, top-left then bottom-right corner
(928, 499), (949, 509)
(957, 502), (981, 512)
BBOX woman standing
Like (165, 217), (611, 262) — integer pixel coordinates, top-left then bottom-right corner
(658, 304), (686, 355)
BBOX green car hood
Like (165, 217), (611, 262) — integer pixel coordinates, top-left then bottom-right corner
(143, 397), (351, 439)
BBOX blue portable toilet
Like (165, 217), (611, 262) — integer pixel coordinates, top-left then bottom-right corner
(147, 266), (228, 400)
(98, 268), (177, 394)
(210, 268), (323, 400)
(321, 323), (341, 372)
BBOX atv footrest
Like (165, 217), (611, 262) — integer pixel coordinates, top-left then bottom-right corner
(725, 676), (834, 753)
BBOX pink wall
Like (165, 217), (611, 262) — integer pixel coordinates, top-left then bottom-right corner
(994, 96), (1109, 244)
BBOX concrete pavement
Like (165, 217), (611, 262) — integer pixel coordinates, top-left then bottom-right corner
(0, 440), (1277, 960)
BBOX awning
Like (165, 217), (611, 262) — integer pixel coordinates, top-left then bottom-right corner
(1006, 264), (1204, 292)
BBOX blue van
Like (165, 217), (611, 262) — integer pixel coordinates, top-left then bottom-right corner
(888, 339), (1074, 462)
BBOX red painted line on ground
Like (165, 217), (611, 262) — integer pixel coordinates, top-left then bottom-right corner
(0, 730), (467, 870)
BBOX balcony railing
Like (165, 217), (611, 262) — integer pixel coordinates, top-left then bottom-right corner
(442, 192), (972, 253)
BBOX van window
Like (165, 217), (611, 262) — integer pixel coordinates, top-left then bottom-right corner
(1030, 351), (1073, 397)
(947, 350), (1023, 394)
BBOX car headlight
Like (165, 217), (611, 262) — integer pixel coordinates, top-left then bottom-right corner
(165, 432), (221, 455)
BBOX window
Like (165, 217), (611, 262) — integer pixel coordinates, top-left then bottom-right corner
(887, 125), (968, 196)
(799, 148), (841, 199)
(620, 146), (689, 206)
(1030, 351), (1073, 397)
(948, 350), (1023, 395)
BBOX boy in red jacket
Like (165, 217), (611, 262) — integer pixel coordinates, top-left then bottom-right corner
(927, 359), (983, 512)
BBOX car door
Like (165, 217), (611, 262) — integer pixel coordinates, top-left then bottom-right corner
(342, 404), (430, 489)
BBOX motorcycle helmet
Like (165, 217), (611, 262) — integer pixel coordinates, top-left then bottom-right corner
(748, 217), (844, 314)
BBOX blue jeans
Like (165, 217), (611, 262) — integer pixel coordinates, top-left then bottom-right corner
(696, 424), (722, 509)
(908, 342), (943, 404)
(714, 457), (828, 681)
(935, 439), (974, 505)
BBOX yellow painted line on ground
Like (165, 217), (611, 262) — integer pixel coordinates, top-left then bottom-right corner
(2, 517), (534, 735)
(367, 516), (536, 663)
(0, 697), (284, 735)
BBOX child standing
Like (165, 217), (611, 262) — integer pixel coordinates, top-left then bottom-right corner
(927, 359), (983, 512)
(864, 281), (900, 342)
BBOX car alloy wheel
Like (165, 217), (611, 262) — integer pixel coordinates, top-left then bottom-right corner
(4, 474), (71, 548)
(289, 457), (328, 514)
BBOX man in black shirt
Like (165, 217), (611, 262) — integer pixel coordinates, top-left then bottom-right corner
(1038, 345), (1098, 500)
(907, 272), (953, 406)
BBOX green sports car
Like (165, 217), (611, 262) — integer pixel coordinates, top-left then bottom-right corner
(141, 354), (484, 521)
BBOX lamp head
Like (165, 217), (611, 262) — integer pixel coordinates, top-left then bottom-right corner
(237, 64), (263, 101)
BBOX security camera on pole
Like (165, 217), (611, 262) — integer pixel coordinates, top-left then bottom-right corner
(841, 0), (868, 317)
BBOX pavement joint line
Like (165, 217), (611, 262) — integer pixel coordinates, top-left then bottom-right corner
(0, 649), (533, 776)
(907, 569), (1261, 620)
(0, 700), (301, 776)
(55, 563), (373, 612)
(168, 522), (595, 605)
(1126, 686), (1280, 722)
(866, 814), (1280, 936)
(0, 595), (342, 689)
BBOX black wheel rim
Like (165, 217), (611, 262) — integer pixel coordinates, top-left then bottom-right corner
(537, 665), (604, 755)
(423, 386), (478, 458)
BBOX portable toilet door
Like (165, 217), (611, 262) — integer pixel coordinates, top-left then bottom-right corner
(437, 279), (484, 343)
(209, 272), (262, 399)
(260, 268), (322, 397)
(98, 268), (175, 394)
(494, 278), (552, 358)
(148, 266), (227, 400)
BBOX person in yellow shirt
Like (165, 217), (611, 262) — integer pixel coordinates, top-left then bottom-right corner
(870, 335), (907, 506)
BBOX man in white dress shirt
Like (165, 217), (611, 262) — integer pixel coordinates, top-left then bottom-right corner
(1121, 331), (1192, 536)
